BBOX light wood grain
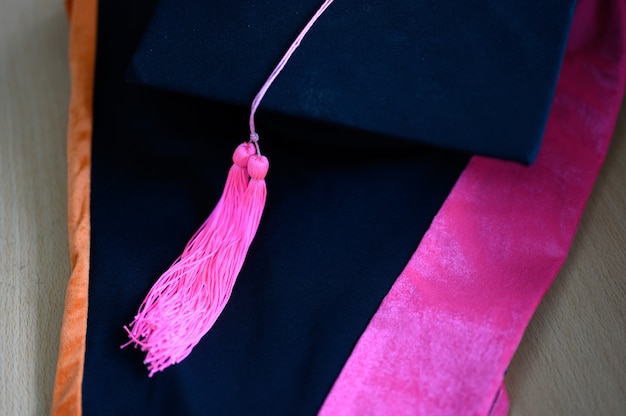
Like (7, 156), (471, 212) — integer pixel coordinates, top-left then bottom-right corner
(0, 1), (71, 415)
(0, 1), (624, 415)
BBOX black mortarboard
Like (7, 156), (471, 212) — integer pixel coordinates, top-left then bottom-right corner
(127, 0), (576, 164)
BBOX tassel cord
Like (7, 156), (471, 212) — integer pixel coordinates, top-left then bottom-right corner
(123, 0), (335, 376)
(249, 0), (336, 150)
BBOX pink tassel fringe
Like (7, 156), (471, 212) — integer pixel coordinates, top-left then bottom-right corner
(122, 142), (268, 376)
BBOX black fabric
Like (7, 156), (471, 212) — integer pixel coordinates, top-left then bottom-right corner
(84, 0), (468, 414)
(127, 0), (576, 164)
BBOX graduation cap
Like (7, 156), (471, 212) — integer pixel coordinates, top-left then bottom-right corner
(120, 0), (577, 376)
(127, 0), (576, 164)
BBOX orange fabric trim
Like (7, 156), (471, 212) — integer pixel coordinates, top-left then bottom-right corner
(51, 0), (97, 415)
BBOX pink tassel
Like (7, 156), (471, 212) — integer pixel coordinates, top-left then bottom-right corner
(122, 142), (265, 376)
(123, 0), (333, 376)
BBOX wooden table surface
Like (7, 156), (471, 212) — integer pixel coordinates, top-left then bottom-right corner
(1, 1), (624, 415)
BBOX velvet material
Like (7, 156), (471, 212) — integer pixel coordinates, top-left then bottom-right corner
(127, 0), (576, 164)
(319, 0), (626, 413)
(51, 0), (96, 414)
(82, 0), (468, 414)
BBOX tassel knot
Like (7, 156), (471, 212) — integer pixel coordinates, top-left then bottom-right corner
(233, 142), (256, 168)
(247, 154), (269, 180)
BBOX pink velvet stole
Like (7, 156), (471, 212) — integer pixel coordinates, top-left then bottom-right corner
(319, 0), (626, 414)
